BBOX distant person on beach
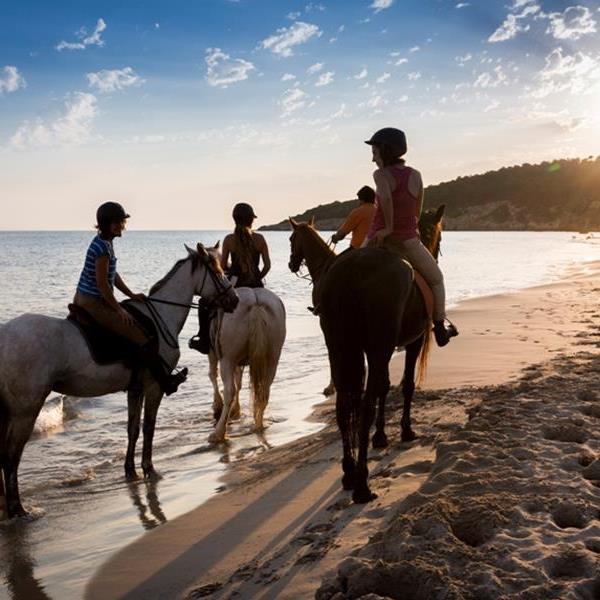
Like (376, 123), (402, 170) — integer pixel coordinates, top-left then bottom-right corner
(73, 202), (187, 394)
(363, 128), (458, 347)
(191, 202), (271, 354)
(331, 186), (376, 249)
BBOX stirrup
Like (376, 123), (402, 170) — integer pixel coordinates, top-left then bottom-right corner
(189, 335), (210, 355)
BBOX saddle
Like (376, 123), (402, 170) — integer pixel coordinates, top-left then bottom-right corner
(67, 301), (158, 366)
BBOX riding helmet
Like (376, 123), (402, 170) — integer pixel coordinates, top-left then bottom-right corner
(365, 128), (407, 157)
(232, 203), (257, 222)
(96, 202), (130, 225)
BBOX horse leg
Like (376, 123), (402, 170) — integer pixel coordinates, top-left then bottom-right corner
(4, 413), (38, 518)
(372, 374), (391, 449)
(209, 351), (223, 421)
(336, 392), (355, 490)
(352, 389), (377, 503)
(230, 366), (243, 421)
(141, 383), (163, 481)
(401, 337), (423, 442)
(209, 359), (235, 444)
(125, 387), (143, 481)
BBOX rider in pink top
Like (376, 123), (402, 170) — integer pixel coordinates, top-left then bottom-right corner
(364, 128), (458, 347)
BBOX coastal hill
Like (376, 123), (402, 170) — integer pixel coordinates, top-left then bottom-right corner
(260, 157), (600, 231)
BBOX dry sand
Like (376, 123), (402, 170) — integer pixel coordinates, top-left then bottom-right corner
(86, 262), (600, 600)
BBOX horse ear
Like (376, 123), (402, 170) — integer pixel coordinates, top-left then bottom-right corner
(309, 216), (316, 228)
(184, 244), (195, 256)
(288, 217), (299, 230)
(196, 242), (208, 258)
(436, 205), (446, 221)
(214, 240), (221, 250)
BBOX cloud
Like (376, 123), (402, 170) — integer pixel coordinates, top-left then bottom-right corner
(281, 73), (296, 81)
(488, 3), (540, 42)
(279, 87), (309, 115)
(87, 67), (144, 93)
(395, 58), (408, 66)
(305, 3), (325, 11)
(287, 11), (301, 20)
(474, 65), (508, 88)
(354, 68), (368, 79)
(307, 62), (324, 74)
(205, 47), (255, 88)
(56, 18), (106, 51)
(259, 22), (322, 57)
(409, 46), (420, 53)
(455, 53), (472, 66)
(531, 46), (600, 98)
(408, 71), (421, 81)
(0, 66), (26, 95)
(371, 0), (393, 13)
(376, 72), (391, 83)
(456, 2), (470, 8)
(546, 6), (596, 40)
(331, 103), (350, 118)
(315, 71), (334, 86)
(10, 92), (98, 149)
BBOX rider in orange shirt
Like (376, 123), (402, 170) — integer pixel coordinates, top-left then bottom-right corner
(331, 186), (376, 249)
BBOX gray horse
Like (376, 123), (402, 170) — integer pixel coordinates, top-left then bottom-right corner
(0, 243), (238, 519)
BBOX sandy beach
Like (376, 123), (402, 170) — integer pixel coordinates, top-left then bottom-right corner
(85, 261), (600, 600)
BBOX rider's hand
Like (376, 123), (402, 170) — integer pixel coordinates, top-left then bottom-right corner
(118, 307), (135, 325)
(331, 233), (340, 244)
(131, 293), (146, 301)
(374, 229), (391, 246)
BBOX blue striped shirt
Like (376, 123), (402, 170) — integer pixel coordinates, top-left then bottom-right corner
(77, 235), (117, 297)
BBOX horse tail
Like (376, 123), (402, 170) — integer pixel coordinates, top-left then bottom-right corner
(416, 321), (432, 386)
(248, 304), (271, 430)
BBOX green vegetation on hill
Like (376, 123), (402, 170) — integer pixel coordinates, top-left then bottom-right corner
(260, 157), (600, 231)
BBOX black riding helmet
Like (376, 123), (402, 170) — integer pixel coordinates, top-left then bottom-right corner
(96, 201), (130, 226)
(232, 202), (257, 224)
(365, 128), (407, 158)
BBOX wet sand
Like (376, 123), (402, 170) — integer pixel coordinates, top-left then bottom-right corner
(86, 262), (600, 600)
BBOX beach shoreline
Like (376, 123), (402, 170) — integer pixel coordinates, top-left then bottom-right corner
(84, 261), (600, 599)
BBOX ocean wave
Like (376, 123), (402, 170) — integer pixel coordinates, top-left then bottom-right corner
(33, 396), (65, 436)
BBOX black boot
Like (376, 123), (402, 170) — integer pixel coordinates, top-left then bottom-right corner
(189, 303), (212, 354)
(433, 320), (459, 347)
(139, 343), (188, 396)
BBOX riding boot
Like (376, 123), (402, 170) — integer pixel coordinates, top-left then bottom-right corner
(138, 343), (188, 396)
(433, 320), (459, 347)
(189, 303), (212, 354)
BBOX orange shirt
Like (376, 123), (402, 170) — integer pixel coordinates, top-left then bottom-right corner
(338, 203), (376, 248)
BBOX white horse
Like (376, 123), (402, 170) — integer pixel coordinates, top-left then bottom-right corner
(0, 244), (238, 519)
(201, 256), (286, 443)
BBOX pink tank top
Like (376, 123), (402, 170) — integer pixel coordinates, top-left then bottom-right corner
(367, 166), (419, 242)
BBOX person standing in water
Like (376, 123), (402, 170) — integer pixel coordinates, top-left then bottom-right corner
(74, 202), (188, 394)
(364, 128), (458, 347)
(190, 202), (270, 354)
(331, 186), (376, 249)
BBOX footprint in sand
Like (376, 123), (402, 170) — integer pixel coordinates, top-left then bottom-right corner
(545, 548), (595, 579)
(551, 501), (589, 529)
(543, 424), (588, 444)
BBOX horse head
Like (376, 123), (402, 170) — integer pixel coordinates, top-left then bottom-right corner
(419, 204), (445, 261)
(185, 243), (239, 312)
(288, 216), (323, 275)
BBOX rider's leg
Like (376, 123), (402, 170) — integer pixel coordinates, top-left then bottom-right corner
(401, 238), (457, 347)
(74, 292), (187, 394)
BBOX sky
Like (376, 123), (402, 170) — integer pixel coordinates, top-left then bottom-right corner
(1, 0), (599, 230)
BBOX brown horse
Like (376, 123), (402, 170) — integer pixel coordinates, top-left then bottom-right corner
(288, 207), (445, 502)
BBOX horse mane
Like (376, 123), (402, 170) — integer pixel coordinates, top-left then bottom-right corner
(298, 223), (333, 253)
(149, 254), (199, 295)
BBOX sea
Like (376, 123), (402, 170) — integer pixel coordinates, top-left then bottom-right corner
(0, 229), (599, 600)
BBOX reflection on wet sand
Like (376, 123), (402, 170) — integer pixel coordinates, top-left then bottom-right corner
(0, 521), (52, 600)
(127, 481), (167, 531)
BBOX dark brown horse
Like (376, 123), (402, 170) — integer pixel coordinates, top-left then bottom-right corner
(288, 207), (445, 503)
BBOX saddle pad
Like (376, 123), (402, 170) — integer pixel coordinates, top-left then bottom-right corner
(414, 271), (434, 321)
(67, 301), (157, 366)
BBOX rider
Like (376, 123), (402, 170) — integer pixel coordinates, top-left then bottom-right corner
(73, 202), (187, 394)
(190, 202), (270, 354)
(363, 128), (458, 347)
(331, 186), (376, 249)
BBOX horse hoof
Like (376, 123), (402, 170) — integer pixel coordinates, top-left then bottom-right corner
(401, 429), (417, 442)
(125, 470), (140, 482)
(352, 489), (377, 504)
(208, 432), (224, 444)
(372, 432), (388, 449)
(144, 469), (163, 482)
(230, 410), (241, 421)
